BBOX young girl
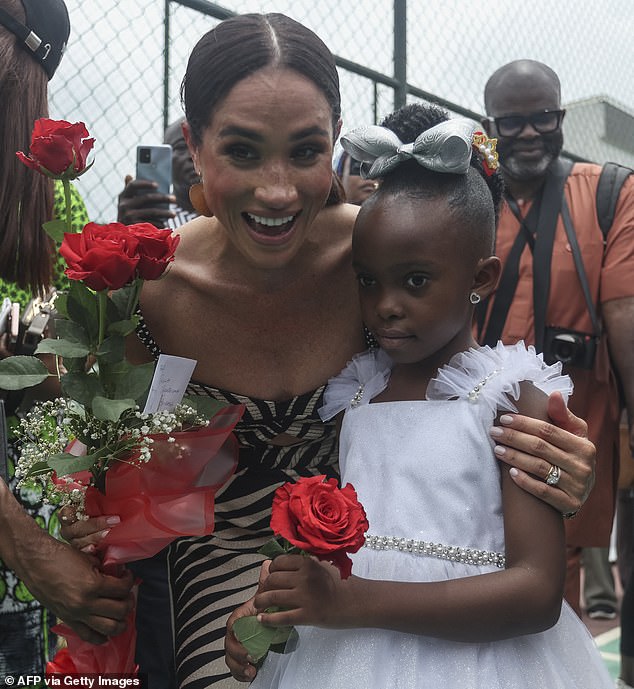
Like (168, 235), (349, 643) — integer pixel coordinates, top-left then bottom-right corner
(238, 104), (613, 688)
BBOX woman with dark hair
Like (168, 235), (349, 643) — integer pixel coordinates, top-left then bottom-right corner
(64, 13), (595, 688)
(0, 0), (133, 676)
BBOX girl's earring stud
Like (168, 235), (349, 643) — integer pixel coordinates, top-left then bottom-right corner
(469, 292), (481, 304)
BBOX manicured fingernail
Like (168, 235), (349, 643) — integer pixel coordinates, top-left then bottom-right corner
(98, 529), (111, 540)
(489, 426), (504, 437)
(499, 415), (514, 425)
(246, 655), (257, 664)
(493, 445), (506, 456)
(81, 544), (96, 554)
(509, 468), (519, 477)
(105, 516), (121, 526)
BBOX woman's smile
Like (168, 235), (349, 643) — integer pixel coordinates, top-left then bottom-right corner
(243, 211), (302, 244)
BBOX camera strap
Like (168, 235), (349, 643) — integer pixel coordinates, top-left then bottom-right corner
(477, 157), (574, 350)
(532, 158), (574, 351)
(560, 195), (602, 336)
(476, 204), (536, 346)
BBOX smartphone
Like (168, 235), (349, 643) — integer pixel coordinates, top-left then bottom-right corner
(136, 144), (172, 208)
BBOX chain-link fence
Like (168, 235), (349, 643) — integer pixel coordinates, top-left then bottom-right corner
(49, 0), (634, 222)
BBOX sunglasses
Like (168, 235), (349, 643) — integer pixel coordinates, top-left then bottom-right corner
(348, 158), (363, 176)
(489, 109), (565, 138)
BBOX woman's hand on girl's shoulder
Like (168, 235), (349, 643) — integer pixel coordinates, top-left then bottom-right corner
(491, 391), (595, 516)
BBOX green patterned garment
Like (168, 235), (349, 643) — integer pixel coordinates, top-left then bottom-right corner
(0, 179), (89, 676)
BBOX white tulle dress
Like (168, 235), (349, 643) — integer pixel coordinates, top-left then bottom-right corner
(252, 342), (614, 689)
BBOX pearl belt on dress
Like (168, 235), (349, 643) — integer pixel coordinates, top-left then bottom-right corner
(363, 533), (506, 568)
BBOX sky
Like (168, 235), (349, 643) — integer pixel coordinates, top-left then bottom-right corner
(49, 0), (634, 221)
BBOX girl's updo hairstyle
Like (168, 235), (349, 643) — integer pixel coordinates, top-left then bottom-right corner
(372, 103), (504, 256)
(182, 13), (344, 204)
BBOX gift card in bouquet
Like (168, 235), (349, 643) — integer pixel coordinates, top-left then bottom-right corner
(143, 354), (197, 414)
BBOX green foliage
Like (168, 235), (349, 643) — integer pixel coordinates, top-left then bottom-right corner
(92, 396), (136, 422)
(42, 218), (66, 243)
(65, 281), (99, 342)
(181, 396), (228, 419)
(60, 371), (104, 407)
(0, 356), (49, 390)
(232, 610), (295, 663)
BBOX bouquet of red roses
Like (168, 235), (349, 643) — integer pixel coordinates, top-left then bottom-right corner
(233, 475), (368, 662)
(0, 118), (244, 675)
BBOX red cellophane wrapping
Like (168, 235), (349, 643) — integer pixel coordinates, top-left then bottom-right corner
(86, 404), (244, 566)
(49, 403), (244, 675)
(47, 582), (138, 676)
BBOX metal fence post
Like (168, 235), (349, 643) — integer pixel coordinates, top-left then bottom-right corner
(394, 0), (407, 110)
(163, 0), (171, 135)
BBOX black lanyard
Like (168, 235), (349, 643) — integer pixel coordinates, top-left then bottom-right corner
(477, 158), (574, 351)
(505, 196), (536, 252)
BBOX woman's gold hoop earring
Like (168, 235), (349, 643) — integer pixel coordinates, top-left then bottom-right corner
(469, 292), (481, 304)
(189, 182), (213, 217)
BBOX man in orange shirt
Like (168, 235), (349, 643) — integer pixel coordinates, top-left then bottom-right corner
(479, 59), (634, 618)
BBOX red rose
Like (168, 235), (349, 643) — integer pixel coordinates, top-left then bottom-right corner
(127, 223), (180, 280)
(17, 118), (95, 179)
(46, 647), (78, 676)
(270, 476), (369, 579)
(60, 222), (140, 291)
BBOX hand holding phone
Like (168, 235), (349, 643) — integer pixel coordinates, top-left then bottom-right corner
(136, 144), (173, 205)
(117, 145), (174, 226)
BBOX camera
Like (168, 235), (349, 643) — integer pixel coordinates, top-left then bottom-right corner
(138, 147), (152, 164)
(543, 326), (598, 369)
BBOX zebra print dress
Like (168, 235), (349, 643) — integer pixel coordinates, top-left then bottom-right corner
(137, 318), (343, 689)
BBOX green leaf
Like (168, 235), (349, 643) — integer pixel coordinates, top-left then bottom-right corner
(55, 318), (89, 346)
(258, 538), (288, 559)
(269, 622), (295, 645)
(35, 338), (90, 358)
(181, 396), (228, 419)
(97, 334), (125, 364)
(61, 371), (104, 406)
(107, 318), (139, 338)
(231, 616), (280, 663)
(92, 396), (136, 422)
(270, 626), (299, 654)
(21, 461), (53, 479)
(53, 294), (69, 319)
(42, 219), (67, 243)
(48, 451), (100, 477)
(62, 356), (88, 374)
(66, 281), (99, 343)
(106, 360), (155, 402)
(110, 279), (143, 320)
(0, 356), (49, 390)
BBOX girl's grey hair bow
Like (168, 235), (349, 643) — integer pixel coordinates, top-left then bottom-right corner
(340, 119), (477, 179)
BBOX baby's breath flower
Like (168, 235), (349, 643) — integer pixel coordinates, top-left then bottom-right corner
(15, 398), (212, 502)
